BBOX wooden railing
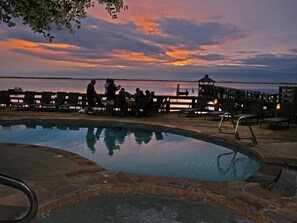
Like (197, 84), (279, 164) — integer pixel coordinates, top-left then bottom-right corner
(1, 90), (278, 112)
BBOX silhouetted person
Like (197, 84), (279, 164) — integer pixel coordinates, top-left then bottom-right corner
(106, 79), (121, 115)
(133, 88), (140, 99)
(104, 78), (110, 95)
(86, 79), (102, 114)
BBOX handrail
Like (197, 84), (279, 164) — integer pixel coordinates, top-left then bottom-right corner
(0, 172), (38, 223)
(234, 116), (257, 144)
(219, 112), (257, 145)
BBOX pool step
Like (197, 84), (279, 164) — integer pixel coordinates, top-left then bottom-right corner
(246, 163), (282, 189)
(270, 168), (297, 197)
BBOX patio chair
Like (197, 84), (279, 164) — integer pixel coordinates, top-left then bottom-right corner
(205, 98), (236, 120)
(153, 96), (166, 114)
(30, 91), (53, 110)
(46, 92), (67, 109)
(145, 96), (166, 116)
(179, 96), (209, 117)
(112, 95), (127, 116)
(10, 91), (36, 110)
(233, 100), (264, 124)
(57, 92), (80, 110)
(260, 102), (296, 128)
(91, 95), (105, 114)
(135, 96), (148, 116)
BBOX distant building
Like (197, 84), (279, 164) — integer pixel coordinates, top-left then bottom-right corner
(197, 75), (216, 96)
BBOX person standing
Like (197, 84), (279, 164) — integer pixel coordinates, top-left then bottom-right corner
(106, 79), (121, 115)
(104, 78), (110, 95)
(133, 88), (140, 99)
(86, 79), (101, 114)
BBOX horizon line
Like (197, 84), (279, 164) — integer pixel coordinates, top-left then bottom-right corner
(0, 76), (297, 86)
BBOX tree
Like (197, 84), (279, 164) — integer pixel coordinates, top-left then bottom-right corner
(0, 0), (127, 41)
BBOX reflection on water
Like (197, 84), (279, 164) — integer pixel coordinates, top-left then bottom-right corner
(85, 126), (159, 156)
(217, 151), (244, 177)
(86, 127), (103, 153)
(0, 124), (261, 181)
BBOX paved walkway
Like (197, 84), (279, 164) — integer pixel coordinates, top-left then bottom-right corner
(0, 109), (297, 222)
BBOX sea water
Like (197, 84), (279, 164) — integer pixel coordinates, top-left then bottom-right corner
(0, 77), (281, 96)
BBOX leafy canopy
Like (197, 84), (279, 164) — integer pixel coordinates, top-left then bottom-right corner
(0, 0), (127, 41)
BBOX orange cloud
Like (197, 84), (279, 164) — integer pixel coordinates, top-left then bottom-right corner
(39, 43), (80, 49)
(111, 50), (163, 63)
(166, 48), (196, 60)
(5, 39), (40, 50)
(3, 39), (80, 52)
(133, 17), (161, 34)
(165, 48), (202, 66)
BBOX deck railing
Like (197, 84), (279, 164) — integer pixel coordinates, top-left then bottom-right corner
(1, 90), (278, 112)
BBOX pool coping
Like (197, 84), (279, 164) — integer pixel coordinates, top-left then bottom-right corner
(1, 116), (297, 222)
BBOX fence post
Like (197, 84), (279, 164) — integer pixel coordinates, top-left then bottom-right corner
(165, 97), (170, 113)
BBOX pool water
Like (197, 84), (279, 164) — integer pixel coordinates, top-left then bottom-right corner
(0, 123), (261, 181)
(32, 194), (254, 223)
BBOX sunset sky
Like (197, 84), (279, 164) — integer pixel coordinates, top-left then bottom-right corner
(0, 0), (297, 83)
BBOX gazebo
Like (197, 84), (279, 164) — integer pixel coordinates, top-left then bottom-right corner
(197, 75), (215, 96)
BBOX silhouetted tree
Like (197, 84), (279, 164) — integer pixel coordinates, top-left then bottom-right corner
(0, 0), (127, 41)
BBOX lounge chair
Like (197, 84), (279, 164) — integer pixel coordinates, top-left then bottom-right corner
(10, 91), (36, 110)
(260, 102), (296, 128)
(218, 100), (264, 145)
(179, 96), (210, 117)
(233, 100), (264, 124)
(57, 92), (80, 110)
(30, 91), (53, 110)
(205, 98), (236, 120)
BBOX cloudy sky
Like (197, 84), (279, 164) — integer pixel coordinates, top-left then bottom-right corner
(0, 0), (297, 82)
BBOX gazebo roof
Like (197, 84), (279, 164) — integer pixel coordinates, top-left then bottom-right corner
(197, 74), (215, 83)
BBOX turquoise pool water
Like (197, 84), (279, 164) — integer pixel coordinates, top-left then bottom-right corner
(32, 194), (254, 223)
(0, 123), (261, 181)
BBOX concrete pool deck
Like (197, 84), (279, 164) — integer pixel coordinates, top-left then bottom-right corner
(0, 109), (297, 222)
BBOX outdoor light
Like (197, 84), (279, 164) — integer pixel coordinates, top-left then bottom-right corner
(213, 99), (218, 105)
(276, 103), (281, 110)
(166, 97), (170, 102)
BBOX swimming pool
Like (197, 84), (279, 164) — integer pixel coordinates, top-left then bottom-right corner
(0, 122), (261, 181)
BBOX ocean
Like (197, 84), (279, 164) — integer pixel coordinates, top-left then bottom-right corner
(0, 77), (286, 96)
